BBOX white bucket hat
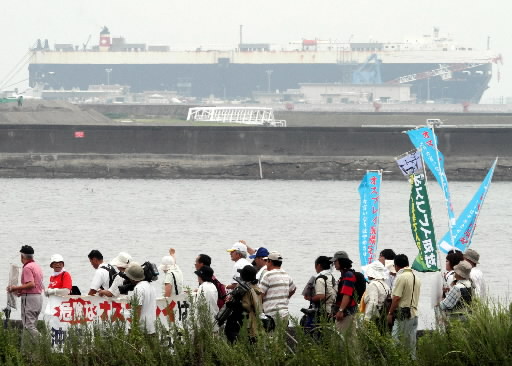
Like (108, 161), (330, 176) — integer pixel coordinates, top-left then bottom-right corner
(110, 252), (132, 268)
(366, 261), (387, 280)
(50, 254), (64, 267)
(159, 255), (176, 272)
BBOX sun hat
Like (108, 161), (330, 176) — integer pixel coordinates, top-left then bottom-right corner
(464, 249), (480, 264)
(20, 245), (34, 255)
(267, 251), (283, 261)
(194, 265), (214, 281)
(159, 255), (177, 272)
(227, 242), (248, 253)
(330, 251), (350, 262)
(365, 261), (387, 280)
(50, 254), (64, 267)
(125, 262), (145, 281)
(110, 252), (132, 268)
(385, 259), (397, 274)
(249, 247), (270, 259)
(453, 261), (472, 279)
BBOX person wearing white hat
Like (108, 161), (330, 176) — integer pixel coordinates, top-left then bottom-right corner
(361, 261), (391, 329)
(226, 241), (251, 290)
(160, 254), (183, 297)
(98, 252), (132, 298)
(46, 254), (73, 296)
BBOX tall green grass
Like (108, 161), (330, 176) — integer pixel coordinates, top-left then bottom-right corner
(0, 300), (510, 365)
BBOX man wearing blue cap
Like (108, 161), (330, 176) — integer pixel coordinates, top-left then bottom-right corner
(249, 247), (269, 283)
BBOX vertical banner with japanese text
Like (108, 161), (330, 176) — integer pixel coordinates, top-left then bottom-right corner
(438, 158), (498, 253)
(407, 127), (456, 227)
(358, 170), (382, 267)
(409, 173), (439, 272)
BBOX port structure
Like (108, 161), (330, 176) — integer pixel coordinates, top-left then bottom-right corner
(187, 107), (286, 127)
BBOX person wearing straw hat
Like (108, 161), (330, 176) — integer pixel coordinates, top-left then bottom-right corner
(45, 254), (73, 296)
(98, 252), (132, 298)
(464, 249), (486, 298)
(361, 261), (391, 324)
(438, 261), (474, 321)
(126, 262), (157, 334)
(160, 254), (183, 297)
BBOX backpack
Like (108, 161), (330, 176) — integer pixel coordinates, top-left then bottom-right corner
(211, 277), (227, 309)
(101, 264), (118, 288)
(350, 270), (367, 304)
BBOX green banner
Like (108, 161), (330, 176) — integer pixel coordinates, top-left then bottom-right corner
(409, 173), (439, 272)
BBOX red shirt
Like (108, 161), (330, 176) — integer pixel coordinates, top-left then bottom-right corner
(49, 271), (72, 290)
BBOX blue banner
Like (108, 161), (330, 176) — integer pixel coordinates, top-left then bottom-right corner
(407, 127), (456, 226)
(358, 171), (382, 267)
(438, 159), (498, 253)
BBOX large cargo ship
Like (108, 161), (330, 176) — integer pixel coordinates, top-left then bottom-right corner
(28, 27), (501, 103)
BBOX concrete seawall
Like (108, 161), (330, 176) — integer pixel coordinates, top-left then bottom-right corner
(0, 124), (509, 180)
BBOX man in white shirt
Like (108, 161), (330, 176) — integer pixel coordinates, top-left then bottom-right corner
(194, 265), (219, 331)
(259, 251), (296, 321)
(125, 262), (156, 334)
(88, 250), (112, 296)
(249, 247), (270, 283)
(464, 249), (486, 298)
(226, 242), (251, 290)
(98, 252), (132, 298)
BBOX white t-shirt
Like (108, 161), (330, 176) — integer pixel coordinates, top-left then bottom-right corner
(129, 281), (157, 334)
(256, 267), (268, 283)
(90, 266), (110, 291)
(195, 281), (220, 330)
(162, 270), (184, 297)
(107, 274), (125, 298)
(231, 258), (252, 282)
(470, 267), (486, 298)
(259, 268), (296, 318)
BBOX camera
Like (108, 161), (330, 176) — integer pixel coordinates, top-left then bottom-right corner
(117, 261), (159, 295)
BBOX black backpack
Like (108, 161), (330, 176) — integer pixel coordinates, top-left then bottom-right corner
(101, 264), (118, 288)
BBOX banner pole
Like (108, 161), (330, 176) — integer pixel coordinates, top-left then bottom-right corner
(429, 122), (456, 250)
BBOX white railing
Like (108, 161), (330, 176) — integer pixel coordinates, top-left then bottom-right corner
(187, 107), (286, 127)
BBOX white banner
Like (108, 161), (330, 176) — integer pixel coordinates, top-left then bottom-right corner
(44, 294), (189, 347)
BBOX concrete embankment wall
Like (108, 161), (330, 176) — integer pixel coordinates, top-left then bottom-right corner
(0, 124), (509, 180)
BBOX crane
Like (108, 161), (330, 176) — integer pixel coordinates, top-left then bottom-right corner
(83, 34), (91, 51)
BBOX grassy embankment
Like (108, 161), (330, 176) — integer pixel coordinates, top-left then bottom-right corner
(0, 300), (510, 366)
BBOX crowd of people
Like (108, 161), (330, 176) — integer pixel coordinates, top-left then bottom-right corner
(5, 242), (486, 355)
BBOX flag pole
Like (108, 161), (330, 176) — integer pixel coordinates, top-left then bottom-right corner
(428, 120), (456, 250)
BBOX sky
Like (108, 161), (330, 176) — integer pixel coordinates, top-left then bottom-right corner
(1, 0), (510, 99)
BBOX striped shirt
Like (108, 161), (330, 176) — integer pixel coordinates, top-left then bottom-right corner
(259, 268), (296, 318)
(335, 270), (357, 311)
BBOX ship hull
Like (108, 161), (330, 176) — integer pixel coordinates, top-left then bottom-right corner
(29, 62), (492, 103)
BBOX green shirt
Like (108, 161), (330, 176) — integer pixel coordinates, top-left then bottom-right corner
(392, 268), (421, 318)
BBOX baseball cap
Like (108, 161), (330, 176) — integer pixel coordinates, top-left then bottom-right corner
(194, 265), (214, 281)
(227, 242), (248, 253)
(267, 251), (283, 261)
(249, 247), (270, 259)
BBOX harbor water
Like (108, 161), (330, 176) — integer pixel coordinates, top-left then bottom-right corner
(0, 178), (510, 329)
